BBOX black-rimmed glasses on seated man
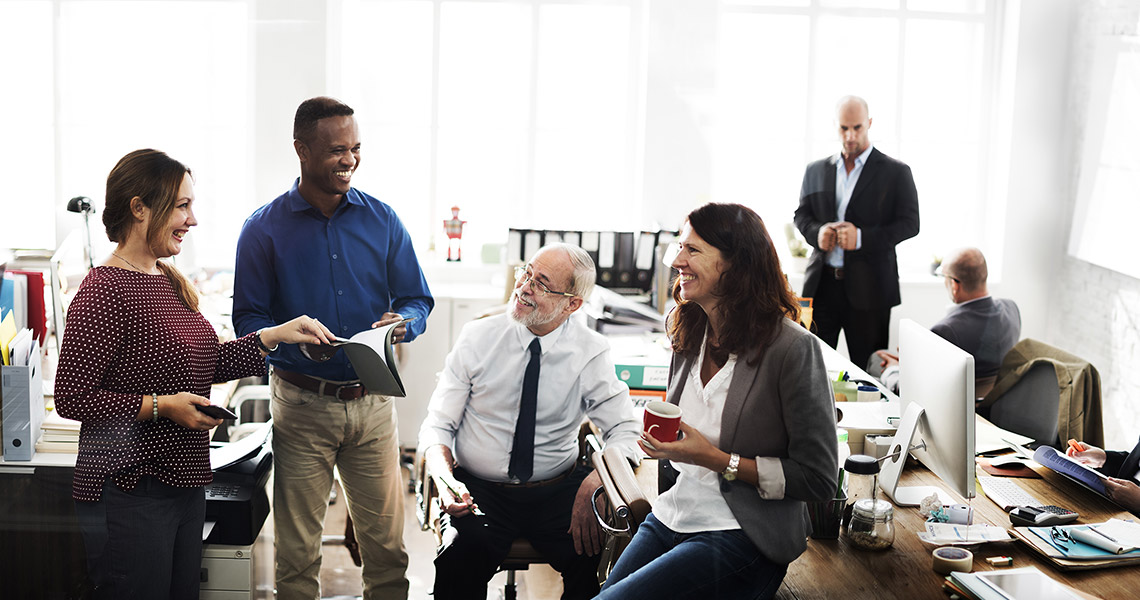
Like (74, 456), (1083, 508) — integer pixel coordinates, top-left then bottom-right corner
(514, 265), (577, 298)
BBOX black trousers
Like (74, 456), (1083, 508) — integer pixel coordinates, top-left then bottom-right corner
(74, 476), (206, 600)
(433, 466), (601, 600)
(811, 269), (891, 371)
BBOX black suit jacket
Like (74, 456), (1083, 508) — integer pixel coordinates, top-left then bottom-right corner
(794, 148), (920, 311)
(1103, 437), (1140, 482)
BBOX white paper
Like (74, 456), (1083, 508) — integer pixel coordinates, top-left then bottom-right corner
(919, 522), (1012, 545)
(332, 318), (411, 397)
(1098, 518), (1140, 549)
(1069, 527), (1134, 554)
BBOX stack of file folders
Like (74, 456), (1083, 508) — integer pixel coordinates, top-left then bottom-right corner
(1010, 519), (1140, 570)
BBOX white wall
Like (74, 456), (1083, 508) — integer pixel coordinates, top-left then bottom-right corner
(1046, 0), (1140, 451)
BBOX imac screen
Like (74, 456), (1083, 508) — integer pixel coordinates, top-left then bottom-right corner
(879, 319), (975, 505)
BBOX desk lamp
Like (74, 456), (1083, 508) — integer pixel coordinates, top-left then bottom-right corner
(66, 196), (95, 270)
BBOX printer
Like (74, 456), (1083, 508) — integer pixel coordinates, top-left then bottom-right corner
(205, 440), (272, 546)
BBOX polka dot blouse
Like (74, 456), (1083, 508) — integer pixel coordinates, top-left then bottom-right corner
(54, 266), (268, 502)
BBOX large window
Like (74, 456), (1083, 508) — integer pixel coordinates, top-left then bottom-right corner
(0, 0), (248, 270)
(1, 1), (1002, 277)
(336, 0), (644, 255)
(0, 1), (54, 250)
(713, 0), (995, 272)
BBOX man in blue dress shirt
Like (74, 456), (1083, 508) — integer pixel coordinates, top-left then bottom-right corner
(233, 96), (433, 600)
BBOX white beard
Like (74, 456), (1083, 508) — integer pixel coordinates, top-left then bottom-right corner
(509, 291), (568, 330)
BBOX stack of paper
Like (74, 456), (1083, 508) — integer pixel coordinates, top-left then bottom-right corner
(919, 521), (1012, 545)
(36, 410), (80, 454)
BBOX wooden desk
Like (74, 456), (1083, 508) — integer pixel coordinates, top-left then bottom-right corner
(780, 461), (1138, 600)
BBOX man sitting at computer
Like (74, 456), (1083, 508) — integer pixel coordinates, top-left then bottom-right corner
(871, 247), (1020, 397)
(1067, 438), (1140, 515)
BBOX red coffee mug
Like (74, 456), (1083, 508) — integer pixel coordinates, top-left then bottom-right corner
(643, 401), (682, 443)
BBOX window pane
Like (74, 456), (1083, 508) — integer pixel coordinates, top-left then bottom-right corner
(820, 0), (899, 9)
(532, 4), (633, 230)
(58, 1), (248, 269)
(340, 0), (435, 248)
(810, 16), (900, 156)
(724, 0), (810, 7)
(907, 0), (986, 14)
(436, 2), (532, 252)
(901, 19), (985, 268)
(712, 13), (810, 237)
(0, 1), (54, 249)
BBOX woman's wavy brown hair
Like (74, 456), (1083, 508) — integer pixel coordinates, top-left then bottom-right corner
(102, 149), (200, 312)
(666, 203), (799, 364)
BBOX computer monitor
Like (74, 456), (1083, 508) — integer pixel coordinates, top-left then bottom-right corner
(878, 319), (976, 506)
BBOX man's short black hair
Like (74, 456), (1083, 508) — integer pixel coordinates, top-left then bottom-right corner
(294, 96), (355, 144)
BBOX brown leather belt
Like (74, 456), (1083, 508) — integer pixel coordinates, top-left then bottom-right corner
(273, 367), (368, 400)
(826, 266), (845, 280)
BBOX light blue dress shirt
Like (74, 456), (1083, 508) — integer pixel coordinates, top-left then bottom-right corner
(827, 144), (873, 268)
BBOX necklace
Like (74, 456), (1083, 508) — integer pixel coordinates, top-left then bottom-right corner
(112, 252), (150, 274)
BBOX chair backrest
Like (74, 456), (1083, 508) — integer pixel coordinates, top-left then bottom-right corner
(987, 362), (1060, 448)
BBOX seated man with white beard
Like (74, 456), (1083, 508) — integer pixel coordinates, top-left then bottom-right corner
(418, 243), (640, 600)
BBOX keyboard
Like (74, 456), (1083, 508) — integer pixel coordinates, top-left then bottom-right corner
(978, 476), (1044, 510)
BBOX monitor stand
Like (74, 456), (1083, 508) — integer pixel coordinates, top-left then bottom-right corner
(878, 402), (953, 506)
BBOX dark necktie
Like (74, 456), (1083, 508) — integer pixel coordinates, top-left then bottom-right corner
(509, 338), (541, 482)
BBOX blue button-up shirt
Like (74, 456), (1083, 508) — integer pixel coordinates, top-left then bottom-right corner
(828, 144), (872, 268)
(233, 179), (434, 381)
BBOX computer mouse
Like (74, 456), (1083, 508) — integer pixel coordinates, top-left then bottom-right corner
(990, 456), (1031, 469)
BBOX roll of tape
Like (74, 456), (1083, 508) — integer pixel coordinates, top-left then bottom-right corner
(932, 546), (973, 575)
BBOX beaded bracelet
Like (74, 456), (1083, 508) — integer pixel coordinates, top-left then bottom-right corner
(151, 392), (159, 421)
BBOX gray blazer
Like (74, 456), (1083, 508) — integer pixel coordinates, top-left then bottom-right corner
(666, 319), (838, 565)
(931, 297), (1021, 380)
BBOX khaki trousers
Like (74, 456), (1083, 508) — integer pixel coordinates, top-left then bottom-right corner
(270, 375), (409, 600)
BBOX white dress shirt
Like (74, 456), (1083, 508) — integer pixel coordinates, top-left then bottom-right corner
(654, 332), (790, 534)
(828, 144), (873, 268)
(654, 340), (741, 533)
(418, 313), (641, 483)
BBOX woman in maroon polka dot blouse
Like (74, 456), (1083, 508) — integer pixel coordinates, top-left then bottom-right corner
(55, 149), (336, 600)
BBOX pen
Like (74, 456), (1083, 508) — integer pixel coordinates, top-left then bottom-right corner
(1087, 525), (1119, 545)
(440, 477), (485, 516)
(1067, 439), (1088, 453)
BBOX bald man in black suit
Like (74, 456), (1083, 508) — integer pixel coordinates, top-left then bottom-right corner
(794, 96), (920, 369)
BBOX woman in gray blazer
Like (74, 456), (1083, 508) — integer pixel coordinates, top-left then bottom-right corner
(596, 203), (838, 600)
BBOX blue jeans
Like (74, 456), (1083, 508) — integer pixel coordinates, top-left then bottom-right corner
(595, 513), (787, 600)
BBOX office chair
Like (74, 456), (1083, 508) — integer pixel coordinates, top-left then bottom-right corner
(982, 338), (1104, 449)
(984, 362), (1061, 448)
(416, 423), (599, 600)
(590, 445), (652, 584)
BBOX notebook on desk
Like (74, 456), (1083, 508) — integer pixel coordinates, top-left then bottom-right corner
(1011, 523), (1140, 570)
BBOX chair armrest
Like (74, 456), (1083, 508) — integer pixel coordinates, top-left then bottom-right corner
(591, 451), (633, 537)
(602, 445), (652, 527)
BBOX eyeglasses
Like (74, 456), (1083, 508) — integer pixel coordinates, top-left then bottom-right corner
(1050, 526), (1071, 547)
(514, 266), (577, 298)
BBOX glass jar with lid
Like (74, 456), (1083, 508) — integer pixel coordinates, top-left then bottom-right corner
(842, 454), (878, 528)
(843, 498), (895, 550)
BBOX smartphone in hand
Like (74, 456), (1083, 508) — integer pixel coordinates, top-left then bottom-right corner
(195, 404), (239, 420)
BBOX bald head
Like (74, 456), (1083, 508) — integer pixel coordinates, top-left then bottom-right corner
(943, 247), (988, 299)
(836, 96), (872, 159)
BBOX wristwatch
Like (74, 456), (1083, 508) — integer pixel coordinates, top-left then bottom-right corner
(722, 452), (741, 481)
